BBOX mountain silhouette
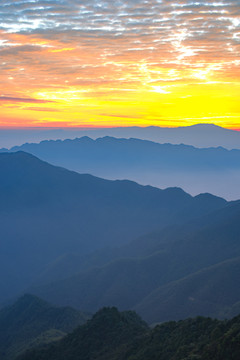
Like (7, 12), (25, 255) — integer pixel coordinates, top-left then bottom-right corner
(0, 151), (226, 303)
(18, 306), (240, 360)
(29, 200), (240, 322)
(1, 123), (240, 149)
(0, 294), (89, 360)
(6, 136), (240, 199)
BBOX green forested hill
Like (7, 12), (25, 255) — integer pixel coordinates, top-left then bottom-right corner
(18, 307), (240, 360)
(0, 294), (89, 360)
(18, 307), (148, 360)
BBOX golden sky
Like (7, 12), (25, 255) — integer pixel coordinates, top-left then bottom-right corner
(0, 0), (240, 128)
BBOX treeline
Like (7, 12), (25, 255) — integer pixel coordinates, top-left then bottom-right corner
(18, 307), (240, 360)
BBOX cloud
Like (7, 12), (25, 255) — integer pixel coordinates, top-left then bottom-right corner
(25, 107), (61, 112)
(100, 113), (142, 119)
(0, 96), (55, 103)
(0, 0), (239, 128)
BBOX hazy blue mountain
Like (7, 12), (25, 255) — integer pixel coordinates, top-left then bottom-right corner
(135, 257), (240, 323)
(39, 197), (240, 284)
(9, 136), (240, 171)
(0, 294), (89, 360)
(30, 200), (240, 322)
(1, 124), (240, 149)
(17, 307), (240, 360)
(5, 136), (240, 199)
(35, 195), (240, 284)
(0, 151), (226, 303)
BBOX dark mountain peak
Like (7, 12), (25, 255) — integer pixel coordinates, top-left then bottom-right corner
(0, 151), (55, 169)
(11, 136), (95, 150)
(0, 294), (89, 360)
(0, 294), (52, 322)
(0, 150), (53, 174)
(194, 192), (227, 204)
(97, 135), (116, 141)
(13, 293), (50, 308)
(0, 151), (53, 174)
(74, 136), (93, 142)
(90, 306), (147, 330)
(191, 123), (221, 129)
(160, 186), (193, 203)
(163, 186), (191, 196)
(17, 307), (148, 360)
(185, 123), (233, 132)
(0, 150), (33, 158)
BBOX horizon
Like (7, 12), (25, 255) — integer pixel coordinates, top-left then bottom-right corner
(1, 122), (240, 151)
(0, 123), (239, 131)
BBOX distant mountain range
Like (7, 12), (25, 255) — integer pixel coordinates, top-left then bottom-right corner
(1, 123), (240, 149)
(1, 151), (240, 325)
(30, 198), (240, 323)
(4, 136), (240, 199)
(2, 127), (240, 359)
(0, 151), (226, 304)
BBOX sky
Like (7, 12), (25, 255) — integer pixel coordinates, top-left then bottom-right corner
(0, 0), (240, 129)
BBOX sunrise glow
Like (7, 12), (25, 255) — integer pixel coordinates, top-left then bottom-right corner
(0, 1), (239, 129)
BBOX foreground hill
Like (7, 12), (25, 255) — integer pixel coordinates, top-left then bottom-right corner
(18, 307), (240, 360)
(0, 294), (89, 360)
(6, 136), (240, 199)
(0, 151), (226, 303)
(18, 307), (148, 360)
(30, 200), (240, 322)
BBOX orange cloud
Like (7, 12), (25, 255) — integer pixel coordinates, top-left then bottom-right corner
(0, 1), (239, 128)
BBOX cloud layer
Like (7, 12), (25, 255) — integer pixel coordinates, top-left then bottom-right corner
(0, 0), (239, 127)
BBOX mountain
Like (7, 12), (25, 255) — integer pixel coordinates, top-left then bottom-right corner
(0, 294), (89, 360)
(1, 124), (240, 149)
(135, 257), (240, 323)
(6, 136), (240, 199)
(17, 307), (240, 360)
(0, 151), (227, 303)
(18, 307), (148, 360)
(30, 200), (240, 322)
(9, 136), (240, 172)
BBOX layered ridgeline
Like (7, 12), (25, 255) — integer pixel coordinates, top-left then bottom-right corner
(5, 136), (240, 199)
(0, 151), (226, 303)
(1, 124), (240, 150)
(18, 306), (240, 360)
(30, 199), (240, 323)
(0, 294), (89, 360)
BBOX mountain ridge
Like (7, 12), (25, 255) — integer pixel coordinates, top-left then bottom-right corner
(17, 306), (240, 360)
(0, 151), (227, 303)
(1, 123), (240, 149)
(3, 136), (240, 199)
(0, 293), (89, 360)
(29, 198), (240, 322)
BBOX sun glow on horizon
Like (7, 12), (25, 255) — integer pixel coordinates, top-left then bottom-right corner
(0, 0), (239, 129)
